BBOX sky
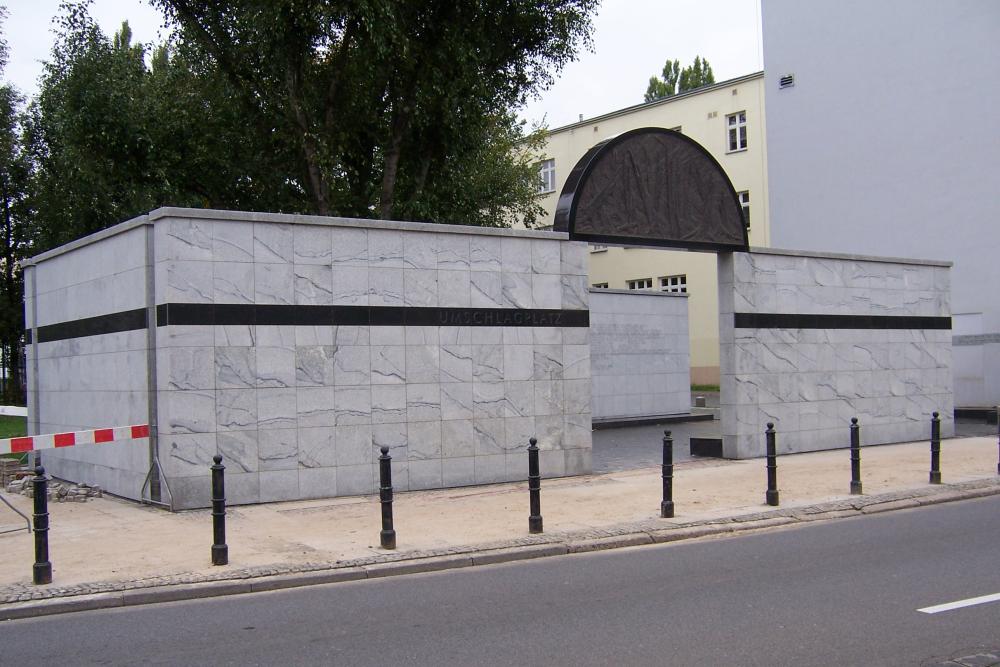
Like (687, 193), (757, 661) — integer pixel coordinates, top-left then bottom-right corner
(3, 0), (763, 128)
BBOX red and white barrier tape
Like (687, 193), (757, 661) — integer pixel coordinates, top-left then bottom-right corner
(0, 424), (149, 456)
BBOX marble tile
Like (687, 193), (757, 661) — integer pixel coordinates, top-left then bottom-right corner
(440, 345), (473, 383)
(216, 325), (255, 347)
(297, 426), (336, 468)
(471, 272), (503, 307)
(405, 326), (439, 345)
(369, 267), (404, 306)
(259, 470), (300, 502)
(406, 383), (441, 422)
(216, 389), (257, 431)
(534, 380), (564, 416)
(254, 223), (293, 263)
(408, 421), (442, 459)
(443, 457), (476, 487)
(470, 237), (501, 272)
(531, 240), (561, 274)
(165, 218), (213, 261)
(334, 386), (372, 425)
(258, 428), (298, 471)
(299, 467), (337, 500)
(330, 266), (369, 305)
(217, 430), (259, 473)
(214, 262), (255, 303)
(320, 348), (365, 389)
(561, 275), (589, 310)
(293, 225), (332, 264)
(503, 345), (534, 382)
(213, 221), (254, 262)
(441, 382), (474, 420)
(560, 242), (587, 276)
(406, 345), (439, 384)
(441, 419), (475, 458)
(331, 228), (368, 266)
(501, 273), (532, 308)
(297, 386), (336, 427)
(501, 237), (531, 273)
(371, 345), (406, 384)
(161, 433), (216, 477)
(504, 381), (534, 418)
(257, 388), (297, 429)
(255, 264), (294, 304)
(337, 464), (374, 496)
(439, 270), (472, 308)
(404, 269), (438, 307)
(256, 346), (296, 388)
(368, 229), (404, 268)
(534, 415), (564, 451)
(532, 274), (562, 309)
(533, 345), (563, 380)
(335, 424), (374, 466)
(371, 325), (405, 346)
(296, 346), (335, 386)
(473, 381), (505, 419)
(161, 390), (216, 434)
(166, 261), (213, 303)
(473, 344), (504, 381)
(372, 385), (407, 424)
(257, 325), (296, 347)
(160, 347), (215, 390)
(404, 233), (438, 269)
(294, 265), (333, 305)
(372, 422), (408, 459)
(474, 453), (507, 484)
(437, 234), (470, 270)
(409, 458), (443, 490)
(439, 326), (472, 345)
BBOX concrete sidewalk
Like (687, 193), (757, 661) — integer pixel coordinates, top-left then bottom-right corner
(1, 435), (998, 619)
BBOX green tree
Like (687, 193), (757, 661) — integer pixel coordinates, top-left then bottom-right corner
(0, 5), (29, 402)
(153, 0), (597, 224)
(644, 55), (716, 102)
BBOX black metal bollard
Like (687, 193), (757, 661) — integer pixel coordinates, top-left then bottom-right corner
(32, 466), (52, 585)
(211, 455), (228, 566)
(528, 437), (543, 533)
(765, 423), (779, 506)
(660, 430), (674, 518)
(379, 446), (396, 550)
(850, 417), (863, 495)
(929, 411), (942, 484)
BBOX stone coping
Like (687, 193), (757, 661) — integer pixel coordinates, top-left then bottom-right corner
(589, 287), (688, 298)
(24, 207), (568, 266)
(749, 246), (952, 268)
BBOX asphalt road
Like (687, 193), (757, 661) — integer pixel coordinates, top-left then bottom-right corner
(3, 497), (1000, 666)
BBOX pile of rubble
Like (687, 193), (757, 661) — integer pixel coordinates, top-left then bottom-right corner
(4, 475), (103, 502)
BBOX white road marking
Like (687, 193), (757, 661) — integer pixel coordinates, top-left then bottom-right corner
(918, 592), (1000, 614)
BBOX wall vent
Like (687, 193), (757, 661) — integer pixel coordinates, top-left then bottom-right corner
(779, 74), (795, 89)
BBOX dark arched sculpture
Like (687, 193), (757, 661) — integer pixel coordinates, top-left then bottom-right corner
(553, 127), (749, 252)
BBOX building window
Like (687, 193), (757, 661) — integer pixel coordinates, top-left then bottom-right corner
(592, 282), (609, 289)
(727, 111), (747, 152)
(738, 191), (750, 229)
(590, 244), (608, 253)
(627, 278), (653, 290)
(660, 275), (687, 293)
(537, 158), (556, 194)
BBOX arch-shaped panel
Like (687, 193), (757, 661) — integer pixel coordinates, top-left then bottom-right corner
(553, 127), (749, 252)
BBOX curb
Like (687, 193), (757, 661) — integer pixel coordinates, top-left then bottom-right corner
(3, 479), (999, 621)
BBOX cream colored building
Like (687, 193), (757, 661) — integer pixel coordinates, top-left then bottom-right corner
(535, 72), (768, 384)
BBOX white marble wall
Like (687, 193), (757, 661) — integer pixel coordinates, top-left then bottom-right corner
(589, 289), (689, 420)
(25, 223), (151, 500)
(719, 249), (954, 458)
(151, 210), (591, 508)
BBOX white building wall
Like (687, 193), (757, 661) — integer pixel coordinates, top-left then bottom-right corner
(762, 0), (1000, 405)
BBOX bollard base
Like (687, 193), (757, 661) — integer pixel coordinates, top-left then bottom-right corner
(211, 544), (229, 566)
(765, 490), (779, 507)
(929, 472), (942, 485)
(529, 516), (543, 534)
(380, 529), (396, 550)
(660, 501), (674, 519)
(850, 481), (863, 495)
(33, 561), (52, 585)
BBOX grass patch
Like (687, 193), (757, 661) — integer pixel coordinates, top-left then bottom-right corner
(0, 414), (25, 439)
(691, 384), (720, 393)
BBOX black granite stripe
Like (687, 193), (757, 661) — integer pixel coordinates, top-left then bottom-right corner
(155, 303), (589, 328)
(35, 308), (148, 344)
(734, 312), (952, 330)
